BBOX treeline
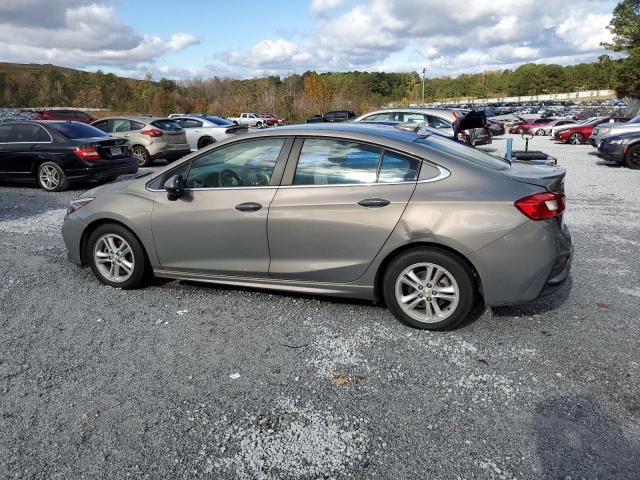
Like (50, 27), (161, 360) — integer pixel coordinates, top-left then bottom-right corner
(0, 61), (620, 122)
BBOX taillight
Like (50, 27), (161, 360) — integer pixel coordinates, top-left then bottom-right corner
(515, 192), (565, 220)
(74, 146), (101, 161)
(141, 128), (163, 137)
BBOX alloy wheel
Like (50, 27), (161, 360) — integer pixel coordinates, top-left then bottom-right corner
(39, 165), (60, 190)
(93, 234), (135, 283)
(394, 262), (460, 324)
(569, 133), (583, 145)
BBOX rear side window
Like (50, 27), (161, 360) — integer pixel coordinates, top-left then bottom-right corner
(418, 135), (509, 171)
(7, 124), (50, 142)
(378, 152), (419, 183)
(48, 123), (109, 139)
(205, 116), (233, 126)
(92, 120), (111, 132)
(293, 139), (381, 185)
(399, 113), (426, 123)
(427, 115), (452, 129)
(151, 120), (182, 131)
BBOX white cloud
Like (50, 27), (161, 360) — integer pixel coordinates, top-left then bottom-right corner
(218, 0), (618, 78)
(0, 0), (198, 70)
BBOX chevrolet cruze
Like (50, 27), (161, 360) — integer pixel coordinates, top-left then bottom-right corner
(62, 124), (573, 330)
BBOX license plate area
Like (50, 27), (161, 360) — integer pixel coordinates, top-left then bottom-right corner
(110, 147), (121, 156)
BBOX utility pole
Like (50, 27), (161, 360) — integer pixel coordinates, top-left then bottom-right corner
(421, 67), (426, 106)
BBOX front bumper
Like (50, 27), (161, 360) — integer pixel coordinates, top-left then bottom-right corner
(62, 215), (87, 265)
(597, 142), (626, 164)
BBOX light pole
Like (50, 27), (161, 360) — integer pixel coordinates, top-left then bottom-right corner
(421, 67), (426, 106)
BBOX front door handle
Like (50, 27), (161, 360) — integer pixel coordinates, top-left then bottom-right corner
(30, 144), (41, 150)
(235, 202), (262, 212)
(358, 198), (390, 208)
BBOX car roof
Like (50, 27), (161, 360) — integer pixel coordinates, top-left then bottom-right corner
(96, 115), (168, 123)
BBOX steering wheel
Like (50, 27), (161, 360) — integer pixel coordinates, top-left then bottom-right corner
(220, 168), (243, 187)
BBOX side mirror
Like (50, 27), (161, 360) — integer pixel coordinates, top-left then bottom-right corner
(164, 174), (185, 201)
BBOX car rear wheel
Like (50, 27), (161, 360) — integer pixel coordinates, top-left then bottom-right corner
(625, 144), (640, 169)
(132, 145), (151, 167)
(383, 248), (476, 330)
(197, 136), (215, 149)
(88, 224), (146, 289)
(37, 162), (69, 192)
(569, 133), (584, 145)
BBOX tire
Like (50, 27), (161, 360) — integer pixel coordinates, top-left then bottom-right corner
(535, 129), (545, 136)
(36, 161), (69, 192)
(383, 248), (476, 331)
(517, 127), (524, 134)
(197, 136), (215, 149)
(568, 133), (584, 145)
(256, 122), (263, 129)
(132, 145), (151, 167)
(625, 144), (640, 170)
(101, 176), (118, 183)
(87, 223), (147, 289)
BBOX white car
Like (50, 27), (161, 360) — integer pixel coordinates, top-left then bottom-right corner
(171, 115), (246, 150)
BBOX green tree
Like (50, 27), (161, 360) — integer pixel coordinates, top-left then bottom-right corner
(604, 0), (640, 99)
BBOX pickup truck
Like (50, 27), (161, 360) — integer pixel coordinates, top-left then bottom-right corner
(226, 113), (268, 128)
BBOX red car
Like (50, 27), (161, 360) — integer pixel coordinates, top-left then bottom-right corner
(260, 113), (285, 126)
(508, 118), (554, 134)
(34, 109), (96, 124)
(555, 116), (630, 144)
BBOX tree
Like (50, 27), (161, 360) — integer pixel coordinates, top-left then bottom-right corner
(604, 0), (640, 100)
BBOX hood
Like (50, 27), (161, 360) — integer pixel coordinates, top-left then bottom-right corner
(81, 178), (133, 198)
(502, 162), (566, 192)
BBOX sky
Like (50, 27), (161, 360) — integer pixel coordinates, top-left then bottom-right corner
(0, 0), (619, 80)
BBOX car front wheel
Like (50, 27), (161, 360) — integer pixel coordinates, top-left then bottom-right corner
(383, 248), (476, 330)
(569, 133), (584, 145)
(625, 144), (640, 169)
(88, 224), (147, 289)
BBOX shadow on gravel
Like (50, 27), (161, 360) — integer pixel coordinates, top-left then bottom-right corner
(490, 277), (572, 317)
(535, 396), (640, 480)
(595, 160), (623, 168)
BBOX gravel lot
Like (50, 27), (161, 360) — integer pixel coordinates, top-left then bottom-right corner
(1, 134), (639, 479)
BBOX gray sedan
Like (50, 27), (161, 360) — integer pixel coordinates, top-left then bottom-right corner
(62, 124), (572, 330)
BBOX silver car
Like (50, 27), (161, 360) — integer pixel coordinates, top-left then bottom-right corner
(590, 115), (640, 147)
(91, 116), (191, 167)
(171, 115), (247, 151)
(62, 124), (572, 330)
(354, 108), (457, 137)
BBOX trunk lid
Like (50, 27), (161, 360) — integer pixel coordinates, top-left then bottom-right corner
(150, 120), (187, 144)
(502, 162), (566, 192)
(74, 137), (129, 160)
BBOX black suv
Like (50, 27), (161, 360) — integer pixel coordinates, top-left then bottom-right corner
(306, 110), (356, 123)
(0, 121), (138, 191)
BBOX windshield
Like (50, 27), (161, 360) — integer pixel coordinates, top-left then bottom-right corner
(205, 116), (234, 126)
(48, 122), (109, 139)
(417, 134), (509, 171)
(628, 115), (640, 124)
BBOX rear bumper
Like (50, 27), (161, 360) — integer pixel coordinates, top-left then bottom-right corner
(65, 161), (139, 181)
(470, 220), (573, 306)
(151, 147), (191, 161)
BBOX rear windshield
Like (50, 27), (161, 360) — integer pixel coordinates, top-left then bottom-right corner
(205, 116), (233, 126)
(628, 115), (640, 124)
(151, 119), (182, 131)
(48, 122), (109, 139)
(417, 135), (509, 171)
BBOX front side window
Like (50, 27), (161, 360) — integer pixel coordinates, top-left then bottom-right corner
(399, 112), (426, 123)
(293, 139), (381, 185)
(112, 119), (132, 132)
(186, 138), (284, 188)
(92, 120), (111, 132)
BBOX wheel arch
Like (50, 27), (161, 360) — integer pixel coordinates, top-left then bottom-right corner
(373, 242), (485, 304)
(80, 217), (151, 268)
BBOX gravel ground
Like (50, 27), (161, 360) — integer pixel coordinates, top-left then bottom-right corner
(1, 135), (639, 479)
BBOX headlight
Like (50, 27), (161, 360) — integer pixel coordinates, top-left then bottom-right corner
(600, 128), (611, 135)
(608, 138), (625, 145)
(67, 197), (95, 215)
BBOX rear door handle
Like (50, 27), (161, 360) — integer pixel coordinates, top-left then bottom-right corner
(30, 144), (41, 150)
(235, 202), (262, 212)
(358, 198), (390, 208)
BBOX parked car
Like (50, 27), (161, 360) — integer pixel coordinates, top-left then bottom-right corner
(354, 108), (458, 136)
(508, 118), (554, 134)
(529, 119), (577, 136)
(171, 115), (246, 150)
(554, 117), (630, 144)
(34, 109), (96, 124)
(0, 120), (137, 191)
(597, 131), (640, 169)
(307, 111), (357, 123)
(91, 116), (191, 166)
(226, 113), (268, 128)
(62, 123), (572, 331)
(260, 113), (286, 126)
(486, 119), (505, 136)
(590, 115), (640, 147)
